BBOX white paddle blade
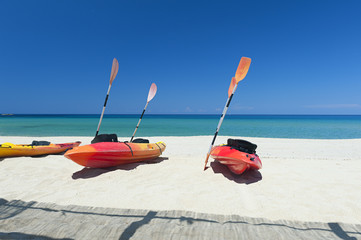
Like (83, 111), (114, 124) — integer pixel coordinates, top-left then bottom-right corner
(228, 77), (237, 97)
(147, 83), (157, 102)
(235, 57), (251, 83)
(109, 58), (119, 84)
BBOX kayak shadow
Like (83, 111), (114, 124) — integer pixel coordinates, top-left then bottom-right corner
(0, 154), (50, 161)
(0, 151), (72, 161)
(210, 161), (262, 184)
(30, 154), (50, 158)
(72, 157), (169, 179)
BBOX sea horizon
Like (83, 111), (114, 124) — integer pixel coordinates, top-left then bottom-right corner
(2, 113), (361, 116)
(1, 114), (361, 139)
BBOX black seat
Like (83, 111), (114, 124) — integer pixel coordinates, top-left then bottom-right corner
(227, 139), (257, 154)
(91, 134), (118, 144)
(31, 141), (51, 146)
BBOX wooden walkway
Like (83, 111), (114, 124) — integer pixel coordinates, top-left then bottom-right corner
(1, 198), (360, 240)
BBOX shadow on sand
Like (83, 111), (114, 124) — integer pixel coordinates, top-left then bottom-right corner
(0, 155), (50, 162)
(71, 157), (168, 179)
(0, 152), (67, 161)
(210, 161), (262, 184)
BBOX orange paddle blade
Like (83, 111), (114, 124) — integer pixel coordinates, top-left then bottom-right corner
(235, 57), (251, 83)
(203, 152), (210, 170)
(228, 77), (237, 97)
(147, 83), (157, 102)
(109, 58), (119, 84)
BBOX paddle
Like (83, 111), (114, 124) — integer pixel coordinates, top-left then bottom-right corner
(203, 57), (251, 170)
(130, 83), (157, 142)
(94, 58), (119, 137)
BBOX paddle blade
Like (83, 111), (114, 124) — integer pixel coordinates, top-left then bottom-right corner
(109, 58), (119, 85)
(147, 83), (157, 102)
(234, 57), (251, 83)
(228, 77), (237, 97)
(204, 153), (210, 170)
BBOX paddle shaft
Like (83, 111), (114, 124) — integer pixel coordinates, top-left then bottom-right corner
(204, 83), (238, 169)
(95, 84), (112, 137)
(130, 101), (149, 142)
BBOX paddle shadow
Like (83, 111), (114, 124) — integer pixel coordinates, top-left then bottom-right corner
(210, 161), (262, 184)
(71, 157), (168, 179)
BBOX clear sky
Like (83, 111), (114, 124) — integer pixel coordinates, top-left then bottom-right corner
(1, 0), (360, 114)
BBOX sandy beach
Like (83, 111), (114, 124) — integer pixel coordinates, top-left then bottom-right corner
(1, 135), (361, 226)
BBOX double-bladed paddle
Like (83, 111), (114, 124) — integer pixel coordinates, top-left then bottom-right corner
(203, 57), (251, 170)
(94, 58), (119, 137)
(130, 83), (157, 142)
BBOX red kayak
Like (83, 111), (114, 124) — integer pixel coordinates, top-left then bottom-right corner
(210, 139), (262, 175)
(65, 141), (166, 168)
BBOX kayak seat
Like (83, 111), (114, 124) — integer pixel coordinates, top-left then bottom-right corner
(31, 141), (51, 146)
(226, 139), (257, 154)
(91, 134), (118, 144)
(131, 138), (149, 143)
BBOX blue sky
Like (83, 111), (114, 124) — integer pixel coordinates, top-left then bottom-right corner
(1, 0), (360, 114)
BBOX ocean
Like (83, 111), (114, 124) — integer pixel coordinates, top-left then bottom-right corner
(1, 114), (361, 139)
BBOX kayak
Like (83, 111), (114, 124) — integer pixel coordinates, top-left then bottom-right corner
(210, 139), (262, 175)
(0, 141), (81, 158)
(65, 141), (166, 168)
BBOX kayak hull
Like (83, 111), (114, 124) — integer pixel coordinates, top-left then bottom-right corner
(0, 142), (81, 158)
(64, 141), (166, 168)
(210, 145), (262, 175)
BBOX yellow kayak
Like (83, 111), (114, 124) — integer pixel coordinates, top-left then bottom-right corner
(0, 141), (81, 158)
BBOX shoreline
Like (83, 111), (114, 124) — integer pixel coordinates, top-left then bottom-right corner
(1, 136), (361, 224)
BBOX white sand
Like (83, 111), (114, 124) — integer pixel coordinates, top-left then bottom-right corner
(1, 136), (361, 224)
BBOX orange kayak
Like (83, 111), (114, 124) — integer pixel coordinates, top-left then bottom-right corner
(210, 139), (262, 175)
(65, 141), (166, 168)
(0, 141), (81, 158)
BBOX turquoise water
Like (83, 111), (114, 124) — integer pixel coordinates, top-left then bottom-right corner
(1, 114), (361, 139)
